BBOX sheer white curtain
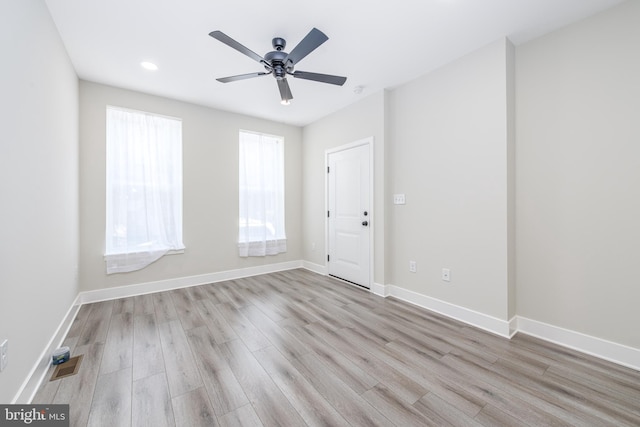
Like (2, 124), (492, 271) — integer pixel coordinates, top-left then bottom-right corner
(238, 130), (287, 257)
(105, 106), (184, 274)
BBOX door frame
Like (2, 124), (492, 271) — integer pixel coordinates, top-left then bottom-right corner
(325, 137), (374, 290)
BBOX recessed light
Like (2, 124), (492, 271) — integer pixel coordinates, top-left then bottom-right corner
(140, 61), (158, 71)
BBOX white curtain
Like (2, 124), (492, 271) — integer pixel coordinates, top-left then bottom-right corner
(238, 131), (287, 257)
(105, 107), (184, 274)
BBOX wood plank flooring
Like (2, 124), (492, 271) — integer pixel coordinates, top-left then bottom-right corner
(33, 269), (640, 426)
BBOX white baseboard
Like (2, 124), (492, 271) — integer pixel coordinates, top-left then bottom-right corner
(77, 260), (304, 305)
(13, 298), (82, 404)
(516, 316), (640, 371)
(370, 282), (388, 297)
(301, 260), (326, 275)
(508, 316), (518, 338)
(384, 284), (512, 338)
(376, 284), (638, 371)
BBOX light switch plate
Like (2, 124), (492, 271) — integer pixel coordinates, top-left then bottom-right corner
(442, 268), (451, 282)
(393, 194), (406, 205)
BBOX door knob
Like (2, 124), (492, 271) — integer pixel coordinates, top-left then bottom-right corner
(362, 221), (368, 226)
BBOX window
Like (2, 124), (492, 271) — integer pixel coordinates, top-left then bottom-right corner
(105, 106), (184, 274)
(238, 130), (286, 257)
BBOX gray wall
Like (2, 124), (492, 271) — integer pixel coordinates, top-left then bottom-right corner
(386, 38), (515, 320)
(79, 81), (303, 292)
(0, 1), (79, 402)
(516, 0), (640, 348)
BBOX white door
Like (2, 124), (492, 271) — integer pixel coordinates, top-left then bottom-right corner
(327, 142), (371, 288)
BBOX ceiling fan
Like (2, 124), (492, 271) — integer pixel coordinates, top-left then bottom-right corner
(209, 28), (347, 105)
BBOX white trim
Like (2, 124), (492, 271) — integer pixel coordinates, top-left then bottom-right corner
(13, 297), (82, 404)
(377, 284), (639, 370)
(78, 261), (303, 305)
(325, 137), (375, 289)
(508, 316), (518, 338)
(385, 284), (512, 338)
(302, 260), (327, 275)
(516, 316), (640, 371)
(370, 282), (388, 297)
(106, 104), (182, 122)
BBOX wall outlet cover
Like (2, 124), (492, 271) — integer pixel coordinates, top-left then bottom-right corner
(409, 261), (417, 273)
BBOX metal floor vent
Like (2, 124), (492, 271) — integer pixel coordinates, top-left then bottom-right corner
(50, 355), (83, 381)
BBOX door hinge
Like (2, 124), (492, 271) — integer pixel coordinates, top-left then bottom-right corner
(327, 166), (330, 173)
(327, 210), (330, 218)
(327, 254), (330, 262)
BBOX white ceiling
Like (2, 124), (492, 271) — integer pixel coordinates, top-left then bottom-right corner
(45, 0), (624, 126)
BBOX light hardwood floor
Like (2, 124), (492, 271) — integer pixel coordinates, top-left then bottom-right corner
(33, 269), (640, 426)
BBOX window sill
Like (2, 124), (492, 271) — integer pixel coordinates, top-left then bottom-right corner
(103, 248), (185, 260)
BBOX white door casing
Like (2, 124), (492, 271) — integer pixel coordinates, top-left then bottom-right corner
(326, 139), (372, 288)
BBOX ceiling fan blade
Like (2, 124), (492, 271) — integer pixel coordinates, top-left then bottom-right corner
(217, 72), (270, 83)
(285, 28), (328, 66)
(277, 79), (293, 103)
(209, 30), (267, 65)
(292, 71), (347, 86)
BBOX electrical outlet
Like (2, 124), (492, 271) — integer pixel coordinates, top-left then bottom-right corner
(409, 260), (417, 273)
(442, 268), (451, 282)
(0, 339), (7, 372)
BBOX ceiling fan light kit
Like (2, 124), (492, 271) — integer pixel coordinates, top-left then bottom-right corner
(209, 27), (347, 105)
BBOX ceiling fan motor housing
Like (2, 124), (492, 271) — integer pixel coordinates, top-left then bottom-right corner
(264, 49), (290, 78)
(272, 37), (286, 51)
(264, 50), (288, 63)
